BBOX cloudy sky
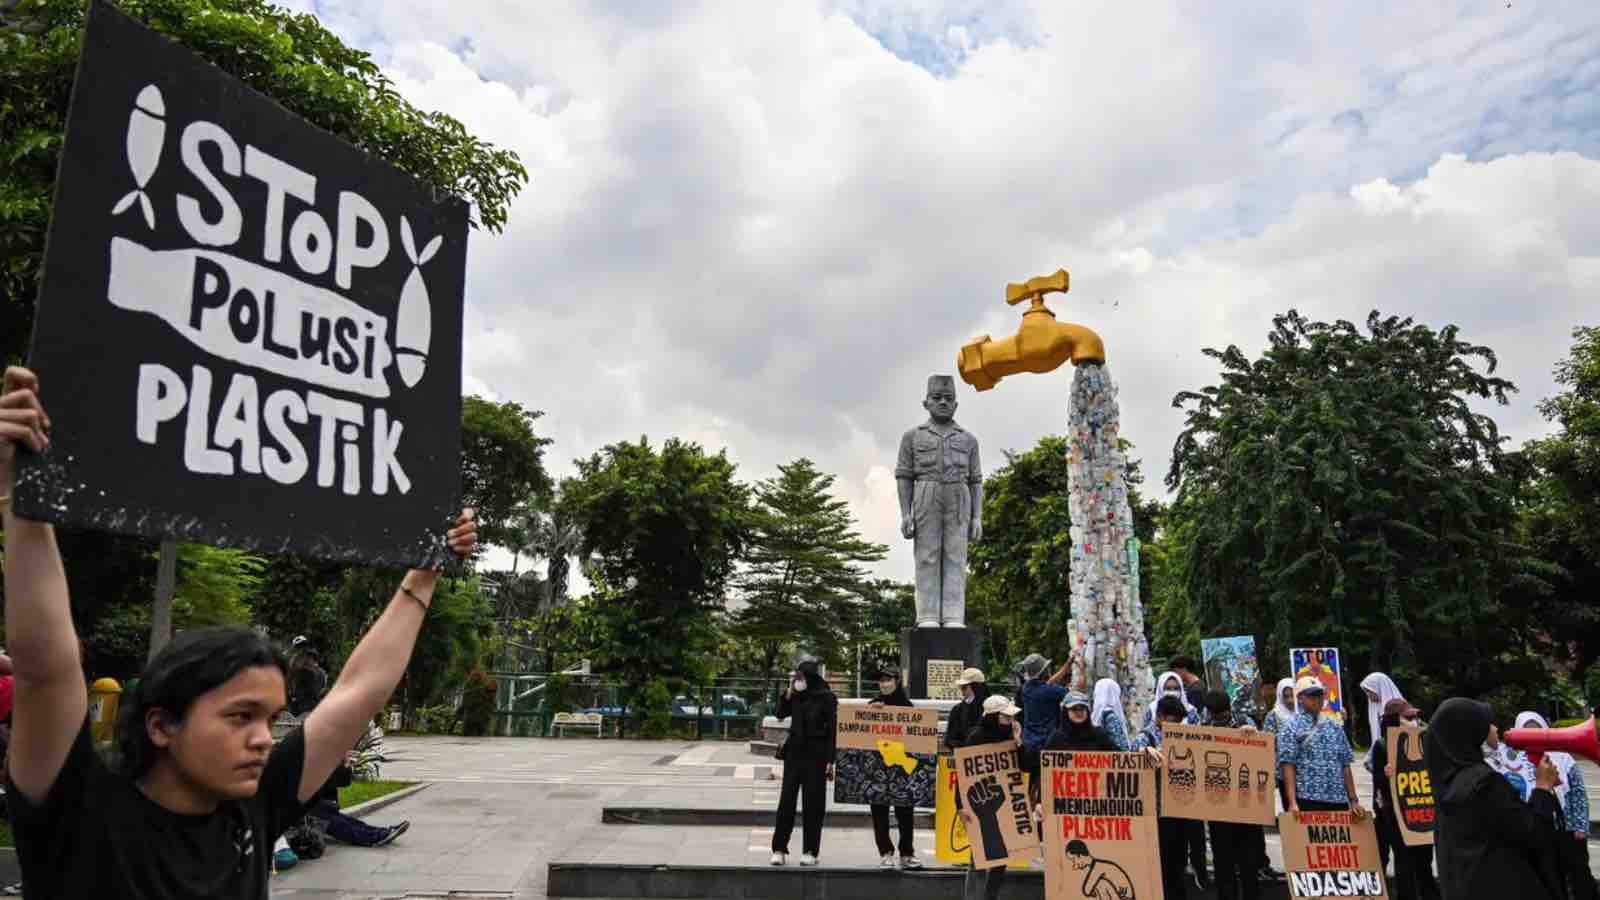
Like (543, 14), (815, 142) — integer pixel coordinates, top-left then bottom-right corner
(290, 0), (1600, 579)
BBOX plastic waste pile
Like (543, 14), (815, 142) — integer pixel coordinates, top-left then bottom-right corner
(1065, 363), (1153, 727)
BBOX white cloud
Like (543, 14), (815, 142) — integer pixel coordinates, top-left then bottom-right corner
(282, 0), (1600, 581)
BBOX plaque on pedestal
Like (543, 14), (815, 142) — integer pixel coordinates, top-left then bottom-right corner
(901, 627), (982, 700)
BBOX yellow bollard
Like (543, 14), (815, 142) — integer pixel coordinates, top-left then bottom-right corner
(89, 677), (123, 743)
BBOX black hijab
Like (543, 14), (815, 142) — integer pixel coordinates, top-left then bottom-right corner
(1425, 697), (1494, 800)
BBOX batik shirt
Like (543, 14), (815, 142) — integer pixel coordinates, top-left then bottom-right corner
(1276, 712), (1353, 804)
(1097, 708), (1132, 750)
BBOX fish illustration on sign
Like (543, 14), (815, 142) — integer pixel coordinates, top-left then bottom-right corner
(395, 215), (441, 388)
(114, 84), (163, 229)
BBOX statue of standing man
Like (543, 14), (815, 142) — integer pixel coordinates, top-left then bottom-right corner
(896, 375), (982, 628)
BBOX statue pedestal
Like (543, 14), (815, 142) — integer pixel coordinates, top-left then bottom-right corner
(900, 627), (982, 701)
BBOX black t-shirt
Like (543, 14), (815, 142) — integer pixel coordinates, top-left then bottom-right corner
(10, 720), (310, 899)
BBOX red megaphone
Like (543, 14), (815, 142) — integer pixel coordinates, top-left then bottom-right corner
(1504, 716), (1600, 766)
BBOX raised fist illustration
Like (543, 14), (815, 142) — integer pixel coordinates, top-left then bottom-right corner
(966, 777), (1009, 862)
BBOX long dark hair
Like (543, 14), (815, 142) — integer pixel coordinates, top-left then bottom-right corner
(116, 627), (288, 778)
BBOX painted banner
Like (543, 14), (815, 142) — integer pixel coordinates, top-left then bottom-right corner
(1158, 723), (1277, 826)
(1290, 648), (1346, 725)
(14, 2), (465, 568)
(954, 742), (1041, 868)
(936, 754), (973, 863)
(1385, 725), (1434, 846)
(837, 704), (941, 754)
(1041, 749), (1161, 900)
(834, 746), (936, 807)
(1202, 635), (1261, 713)
(1280, 810), (1389, 900)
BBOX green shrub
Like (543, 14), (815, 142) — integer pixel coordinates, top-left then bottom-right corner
(636, 678), (674, 739)
(414, 703), (458, 735)
(461, 669), (497, 737)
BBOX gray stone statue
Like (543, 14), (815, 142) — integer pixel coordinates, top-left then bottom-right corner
(896, 375), (982, 628)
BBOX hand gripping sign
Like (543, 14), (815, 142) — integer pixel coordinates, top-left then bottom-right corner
(16, 2), (466, 568)
(954, 742), (1041, 869)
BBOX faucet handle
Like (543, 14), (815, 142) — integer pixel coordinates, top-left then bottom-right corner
(1005, 269), (1069, 307)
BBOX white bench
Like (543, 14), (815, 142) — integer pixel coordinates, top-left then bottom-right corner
(552, 712), (603, 738)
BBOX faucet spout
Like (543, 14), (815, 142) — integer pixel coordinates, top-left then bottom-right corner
(956, 269), (1106, 391)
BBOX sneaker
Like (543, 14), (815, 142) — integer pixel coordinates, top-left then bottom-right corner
(799, 853), (819, 867)
(1259, 865), (1285, 882)
(901, 855), (922, 870)
(770, 852), (787, 866)
(374, 825), (405, 847)
(273, 847), (299, 871)
(880, 853), (898, 869)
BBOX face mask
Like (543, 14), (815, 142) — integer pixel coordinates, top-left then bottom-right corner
(1164, 688), (1181, 699)
(793, 679), (807, 692)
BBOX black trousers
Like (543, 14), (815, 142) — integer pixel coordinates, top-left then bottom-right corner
(772, 756), (828, 855)
(964, 862), (1008, 900)
(1187, 819), (1209, 880)
(1159, 817), (1190, 900)
(1297, 798), (1349, 811)
(1374, 809), (1439, 900)
(1559, 831), (1598, 900)
(1209, 821), (1262, 900)
(872, 804), (914, 856)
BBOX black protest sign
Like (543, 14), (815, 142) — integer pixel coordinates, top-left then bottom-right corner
(1385, 725), (1434, 846)
(15, 2), (466, 567)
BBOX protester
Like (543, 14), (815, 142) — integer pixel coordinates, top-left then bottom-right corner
(286, 636), (329, 718)
(1135, 695), (1191, 900)
(1017, 652), (1072, 779)
(959, 695), (1022, 900)
(866, 670), (920, 870)
(1510, 712), (1596, 900)
(1483, 721), (1530, 797)
(1360, 671), (1405, 876)
(946, 668), (989, 753)
(1277, 677), (1364, 814)
(1042, 691), (1119, 752)
(1425, 698), (1564, 900)
(1201, 690), (1266, 900)
(770, 655), (837, 867)
(1, 362), (477, 900)
(1372, 699), (1440, 900)
(310, 754), (410, 847)
(1089, 677), (1131, 750)
(1142, 670), (1200, 730)
(1168, 656), (1207, 710)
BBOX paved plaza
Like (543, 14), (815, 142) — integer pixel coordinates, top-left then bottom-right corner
(270, 735), (1600, 899)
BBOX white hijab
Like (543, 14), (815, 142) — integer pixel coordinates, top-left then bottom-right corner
(1147, 670), (1196, 722)
(1092, 678), (1123, 729)
(1511, 711), (1573, 807)
(1273, 677), (1296, 722)
(1359, 672), (1404, 760)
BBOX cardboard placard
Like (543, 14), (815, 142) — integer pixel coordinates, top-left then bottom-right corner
(1202, 635), (1261, 712)
(1386, 725), (1434, 846)
(834, 747), (936, 807)
(954, 742), (1041, 868)
(1041, 750), (1161, 900)
(936, 754), (973, 864)
(837, 704), (941, 754)
(15, 2), (466, 568)
(1280, 810), (1389, 900)
(1159, 723), (1277, 826)
(1290, 648), (1346, 725)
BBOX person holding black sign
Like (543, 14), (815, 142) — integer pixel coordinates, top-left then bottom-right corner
(1425, 697), (1564, 900)
(770, 655), (837, 867)
(959, 695), (1022, 900)
(1371, 699), (1439, 900)
(867, 669), (921, 870)
(0, 366), (477, 899)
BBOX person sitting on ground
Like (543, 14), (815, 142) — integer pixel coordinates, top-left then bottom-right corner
(309, 752), (410, 847)
(1426, 698), (1564, 900)
(0, 365), (477, 899)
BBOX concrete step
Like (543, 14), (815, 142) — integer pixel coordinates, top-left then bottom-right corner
(602, 805), (934, 829)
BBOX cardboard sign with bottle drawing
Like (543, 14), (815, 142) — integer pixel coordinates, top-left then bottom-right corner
(1158, 723), (1277, 826)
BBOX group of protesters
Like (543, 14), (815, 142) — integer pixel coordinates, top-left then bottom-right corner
(765, 632), (1600, 900)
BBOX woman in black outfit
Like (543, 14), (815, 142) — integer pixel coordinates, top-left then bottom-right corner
(1370, 699), (1439, 900)
(770, 656), (837, 867)
(1424, 697), (1563, 900)
(959, 695), (1022, 900)
(945, 668), (989, 753)
(869, 670), (922, 869)
(1042, 690), (1120, 752)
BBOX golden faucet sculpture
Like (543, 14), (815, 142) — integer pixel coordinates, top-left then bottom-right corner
(956, 269), (1106, 391)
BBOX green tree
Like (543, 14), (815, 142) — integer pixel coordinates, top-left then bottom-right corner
(171, 544), (266, 627)
(727, 458), (886, 676)
(855, 579), (915, 676)
(1166, 310), (1552, 707)
(968, 435), (1158, 670)
(560, 437), (749, 697)
(460, 397), (554, 550)
(1, 0), (529, 365)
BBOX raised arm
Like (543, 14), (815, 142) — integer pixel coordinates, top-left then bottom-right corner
(0, 368), (88, 803)
(297, 511), (476, 802)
